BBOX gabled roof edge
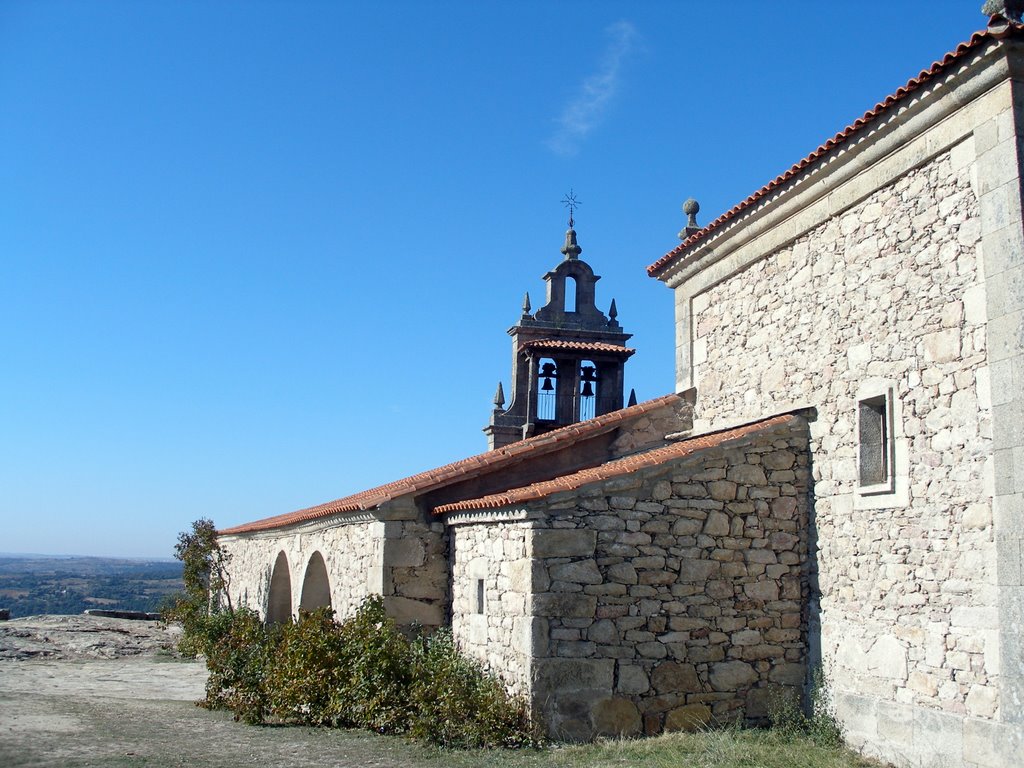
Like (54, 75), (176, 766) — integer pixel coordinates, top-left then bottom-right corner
(218, 392), (684, 536)
(647, 22), (1021, 280)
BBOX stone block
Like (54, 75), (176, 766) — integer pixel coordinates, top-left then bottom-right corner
(732, 629), (761, 646)
(923, 328), (962, 363)
(709, 661), (758, 691)
(384, 595), (443, 627)
(590, 697), (642, 737)
(875, 699), (914, 753)
(965, 684), (998, 718)
(708, 481), (738, 500)
(651, 661), (700, 693)
(963, 717), (1023, 768)
(664, 704), (712, 732)
(607, 562), (638, 584)
(533, 529), (597, 558)
(616, 663), (650, 694)
(672, 517), (704, 535)
(865, 635), (907, 680)
(951, 606), (998, 629)
(727, 465), (768, 485)
(704, 511), (730, 536)
(743, 581), (779, 601)
(762, 450), (797, 470)
(679, 559), (719, 582)
(549, 559), (602, 585)
(534, 658), (614, 693)
(638, 569), (676, 586)
(587, 618), (618, 644)
(767, 662), (805, 686)
(508, 558), (533, 592)
(912, 707), (964, 767)
(533, 593), (597, 618)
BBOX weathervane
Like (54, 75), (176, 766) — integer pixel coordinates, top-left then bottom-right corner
(561, 189), (581, 228)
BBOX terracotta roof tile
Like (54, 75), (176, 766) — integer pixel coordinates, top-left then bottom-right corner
(219, 393), (682, 535)
(520, 339), (636, 356)
(647, 22), (1021, 279)
(435, 413), (802, 514)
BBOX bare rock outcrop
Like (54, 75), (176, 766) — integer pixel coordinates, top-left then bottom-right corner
(0, 614), (183, 660)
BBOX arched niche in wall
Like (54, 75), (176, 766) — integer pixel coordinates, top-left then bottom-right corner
(266, 551), (292, 625)
(299, 550), (332, 613)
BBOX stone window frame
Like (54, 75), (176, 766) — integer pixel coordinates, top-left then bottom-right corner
(854, 379), (909, 509)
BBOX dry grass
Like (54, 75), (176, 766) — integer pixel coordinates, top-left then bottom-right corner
(429, 728), (881, 768)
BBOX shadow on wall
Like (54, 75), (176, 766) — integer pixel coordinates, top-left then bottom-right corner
(299, 551), (332, 613)
(267, 551), (291, 624)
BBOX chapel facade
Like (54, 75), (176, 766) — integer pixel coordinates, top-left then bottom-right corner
(219, 12), (1024, 767)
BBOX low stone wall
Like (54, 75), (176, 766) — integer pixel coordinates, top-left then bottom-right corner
(448, 416), (811, 741)
(528, 416), (811, 740)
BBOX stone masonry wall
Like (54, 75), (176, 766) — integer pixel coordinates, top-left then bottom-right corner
(689, 147), (998, 731)
(221, 517), (382, 621)
(381, 515), (448, 628)
(528, 417), (811, 741)
(450, 520), (534, 696)
(221, 508), (448, 629)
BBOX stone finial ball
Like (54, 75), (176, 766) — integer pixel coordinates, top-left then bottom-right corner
(683, 198), (700, 215)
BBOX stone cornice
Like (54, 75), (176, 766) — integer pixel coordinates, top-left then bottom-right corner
(218, 511), (379, 541)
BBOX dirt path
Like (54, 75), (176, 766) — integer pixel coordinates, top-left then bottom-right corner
(0, 617), (455, 768)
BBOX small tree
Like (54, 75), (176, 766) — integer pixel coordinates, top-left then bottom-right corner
(164, 518), (234, 657)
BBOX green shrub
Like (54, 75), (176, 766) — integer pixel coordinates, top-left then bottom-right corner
(201, 608), (276, 724)
(265, 607), (356, 726)
(331, 595), (414, 732)
(409, 628), (534, 749)
(188, 594), (537, 749)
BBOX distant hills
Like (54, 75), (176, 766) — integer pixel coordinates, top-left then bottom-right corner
(0, 554), (184, 618)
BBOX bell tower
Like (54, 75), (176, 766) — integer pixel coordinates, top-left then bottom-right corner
(484, 197), (635, 450)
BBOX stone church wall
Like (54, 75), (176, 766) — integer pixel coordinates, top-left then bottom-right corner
(685, 143), (999, 759)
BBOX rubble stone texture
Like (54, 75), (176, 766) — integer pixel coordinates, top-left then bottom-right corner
(449, 417), (810, 740)
(692, 149), (997, 719)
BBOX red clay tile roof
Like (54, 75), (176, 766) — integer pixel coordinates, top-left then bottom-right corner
(219, 393), (682, 535)
(647, 21), (1022, 279)
(435, 413), (801, 514)
(520, 339), (636, 357)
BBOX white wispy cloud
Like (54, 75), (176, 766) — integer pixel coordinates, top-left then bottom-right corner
(546, 20), (640, 156)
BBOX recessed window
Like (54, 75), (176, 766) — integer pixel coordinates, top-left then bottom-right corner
(858, 391), (894, 492)
(475, 578), (485, 614)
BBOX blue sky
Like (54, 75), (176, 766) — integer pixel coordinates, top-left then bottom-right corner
(1, 1), (987, 557)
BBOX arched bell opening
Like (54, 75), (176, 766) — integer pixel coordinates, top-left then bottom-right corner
(564, 275), (578, 313)
(536, 358), (557, 421)
(299, 551), (332, 614)
(266, 551), (293, 625)
(579, 360), (598, 421)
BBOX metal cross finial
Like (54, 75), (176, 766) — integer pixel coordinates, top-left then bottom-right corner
(561, 189), (582, 228)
